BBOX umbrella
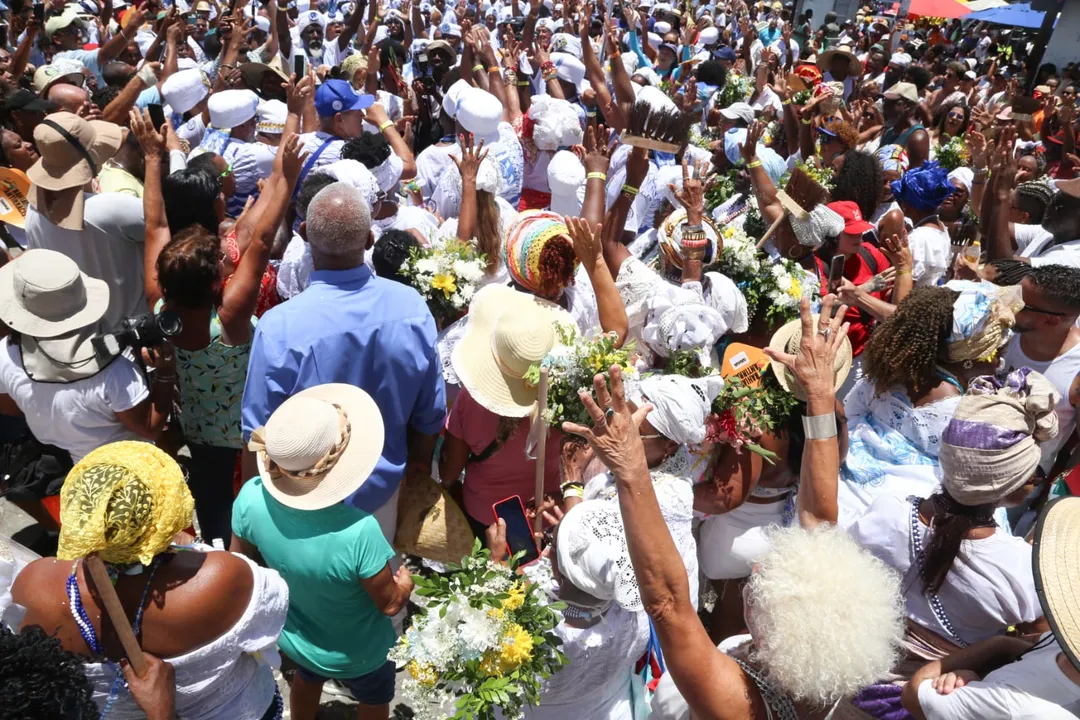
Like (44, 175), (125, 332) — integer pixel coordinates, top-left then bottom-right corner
(965, 0), (1008, 10)
(889, 0), (971, 19)
(966, 2), (1056, 28)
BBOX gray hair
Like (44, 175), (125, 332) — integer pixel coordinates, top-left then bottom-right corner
(305, 181), (372, 259)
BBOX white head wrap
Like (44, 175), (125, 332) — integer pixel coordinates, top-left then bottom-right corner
(547, 150), (585, 215)
(371, 153), (404, 193)
(637, 374), (724, 444)
(948, 167), (974, 196)
(528, 95), (583, 150)
(556, 500), (641, 610)
(322, 159), (380, 209)
(299, 9), (326, 31)
(642, 286), (728, 363)
(787, 202), (845, 248)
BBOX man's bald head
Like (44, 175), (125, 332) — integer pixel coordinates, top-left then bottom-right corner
(45, 84), (91, 114)
(306, 181), (372, 269)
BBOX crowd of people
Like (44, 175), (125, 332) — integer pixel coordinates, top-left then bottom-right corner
(1, 0), (1080, 717)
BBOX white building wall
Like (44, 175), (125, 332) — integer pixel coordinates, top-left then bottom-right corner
(1043, 2), (1080, 74)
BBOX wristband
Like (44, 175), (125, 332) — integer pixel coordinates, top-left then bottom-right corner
(585, 110), (597, 117)
(801, 413), (837, 440)
(473, 64), (484, 72)
(378, 120), (394, 132)
(587, 172), (607, 181)
(896, 268), (911, 277)
(610, 50), (621, 58)
(801, 117), (812, 125)
(782, 98), (792, 105)
(621, 184), (639, 196)
(560, 480), (584, 493)
(746, 160), (762, 169)
(488, 66), (500, 73)
(517, 80), (531, 86)
(562, 486), (584, 500)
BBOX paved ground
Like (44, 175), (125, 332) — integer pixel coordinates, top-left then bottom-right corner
(0, 498), (413, 719)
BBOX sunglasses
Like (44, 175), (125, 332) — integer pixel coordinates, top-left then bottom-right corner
(947, 112), (965, 121)
(1022, 304), (1069, 316)
(219, 163), (233, 179)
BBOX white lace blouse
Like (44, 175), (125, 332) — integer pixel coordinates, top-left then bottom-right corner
(82, 550), (289, 720)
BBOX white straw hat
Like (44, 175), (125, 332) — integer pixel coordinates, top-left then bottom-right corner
(767, 314), (852, 401)
(1034, 496), (1080, 672)
(248, 383), (385, 510)
(0, 249), (109, 338)
(450, 284), (572, 417)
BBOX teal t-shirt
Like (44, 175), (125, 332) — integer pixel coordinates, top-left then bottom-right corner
(231, 477), (396, 678)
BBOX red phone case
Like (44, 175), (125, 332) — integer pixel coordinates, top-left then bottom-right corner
(491, 494), (540, 564)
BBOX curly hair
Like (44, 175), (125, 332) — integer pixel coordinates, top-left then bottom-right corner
(862, 287), (959, 396)
(1029, 264), (1080, 312)
(747, 525), (904, 706)
(831, 149), (882, 220)
(157, 225), (221, 309)
(341, 132), (392, 170)
(0, 624), (99, 719)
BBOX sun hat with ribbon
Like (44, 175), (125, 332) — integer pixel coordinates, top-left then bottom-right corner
(0, 248), (109, 338)
(767, 314), (853, 401)
(1033, 496), (1080, 673)
(248, 383), (384, 511)
(450, 284), (572, 418)
(940, 367), (1059, 507)
(58, 442), (194, 566)
(503, 210), (579, 299)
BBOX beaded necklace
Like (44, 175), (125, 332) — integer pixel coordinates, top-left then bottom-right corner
(907, 496), (971, 647)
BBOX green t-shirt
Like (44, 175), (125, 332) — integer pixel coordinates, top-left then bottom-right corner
(231, 477), (396, 678)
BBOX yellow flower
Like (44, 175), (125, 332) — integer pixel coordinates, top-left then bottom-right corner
(501, 582), (526, 612)
(432, 273), (457, 298)
(407, 660), (439, 687)
(479, 650), (505, 677)
(487, 606), (505, 620)
(787, 276), (802, 300)
(497, 623), (534, 668)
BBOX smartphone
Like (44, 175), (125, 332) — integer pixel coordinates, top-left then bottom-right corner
(827, 254), (845, 292)
(293, 54), (306, 79)
(492, 495), (541, 566)
(32, 3), (43, 23)
(147, 103), (166, 130)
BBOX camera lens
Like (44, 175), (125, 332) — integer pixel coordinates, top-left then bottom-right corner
(156, 311), (184, 337)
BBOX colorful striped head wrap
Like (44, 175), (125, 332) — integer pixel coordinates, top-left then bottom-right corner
(503, 211), (578, 299)
(876, 144), (909, 174)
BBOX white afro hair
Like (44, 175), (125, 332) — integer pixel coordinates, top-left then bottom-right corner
(746, 525), (904, 707)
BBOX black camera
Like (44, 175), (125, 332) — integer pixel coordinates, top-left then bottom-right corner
(91, 311), (183, 360)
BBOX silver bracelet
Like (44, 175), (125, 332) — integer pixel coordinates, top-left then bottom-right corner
(801, 413), (837, 440)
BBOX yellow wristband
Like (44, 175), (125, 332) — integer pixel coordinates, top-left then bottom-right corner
(896, 268), (911, 277)
(801, 117), (812, 125)
(746, 160), (762, 169)
(587, 172), (606, 181)
(782, 98), (793, 105)
(473, 64), (484, 72)
(378, 120), (394, 132)
(622, 184), (639, 196)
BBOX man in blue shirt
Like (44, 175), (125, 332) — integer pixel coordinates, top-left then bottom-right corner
(241, 181), (446, 534)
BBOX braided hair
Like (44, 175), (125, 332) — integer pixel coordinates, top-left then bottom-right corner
(1016, 181), (1055, 225)
(862, 287), (960, 396)
(0, 624), (99, 719)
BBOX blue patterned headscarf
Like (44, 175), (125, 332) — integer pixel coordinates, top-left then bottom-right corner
(890, 161), (956, 212)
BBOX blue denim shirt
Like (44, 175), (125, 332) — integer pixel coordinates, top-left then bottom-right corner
(241, 265), (446, 512)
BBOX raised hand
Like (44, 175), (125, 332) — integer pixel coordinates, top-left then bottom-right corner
(284, 71), (315, 116)
(564, 216), (603, 270)
(763, 295), (850, 400)
(129, 107), (165, 156)
(533, 39), (551, 66)
(277, 132), (308, 187)
(562, 366), (652, 482)
(583, 124), (613, 174)
(450, 132), (489, 183)
(879, 232), (911, 271)
(740, 120), (765, 164)
(672, 157), (707, 218)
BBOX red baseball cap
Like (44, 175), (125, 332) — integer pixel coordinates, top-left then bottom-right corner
(828, 201), (874, 235)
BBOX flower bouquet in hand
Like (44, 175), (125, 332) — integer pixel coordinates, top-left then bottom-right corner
(402, 238), (487, 326)
(389, 541), (568, 720)
(936, 135), (969, 172)
(525, 324), (634, 426)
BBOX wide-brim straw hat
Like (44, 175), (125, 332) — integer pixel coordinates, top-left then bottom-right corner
(817, 44), (858, 71)
(27, 112), (122, 193)
(249, 383), (385, 511)
(767, 314), (852, 401)
(0, 248), (109, 338)
(451, 284), (573, 418)
(1034, 496), (1080, 672)
(394, 472), (475, 564)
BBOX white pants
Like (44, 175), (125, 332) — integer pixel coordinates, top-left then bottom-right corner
(698, 500), (785, 580)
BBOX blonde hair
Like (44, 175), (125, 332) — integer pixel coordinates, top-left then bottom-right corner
(475, 190), (502, 275)
(747, 525), (904, 706)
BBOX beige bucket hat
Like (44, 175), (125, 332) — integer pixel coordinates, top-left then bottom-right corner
(248, 383), (385, 510)
(0, 249), (109, 338)
(450, 284), (572, 418)
(1033, 496), (1080, 672)
(767, 314), (853, 401)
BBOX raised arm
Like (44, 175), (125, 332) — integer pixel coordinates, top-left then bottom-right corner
(565, 217), (629, 347)
(580, 125), (611, 231)
(97, 2), (147, 65)
(365, 102), (417, 180)
(763, 296), (849, 529)
(335, 0), (368, 52)
(452, 134), (486, 243)
(276, 0), (293, 60)
(102, 63), (160, 124)
(742, 121), (782, 223)
(131, 108), (170, 309)
(7, 16), (41, 81)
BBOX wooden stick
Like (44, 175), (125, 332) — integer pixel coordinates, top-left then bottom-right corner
(756, 211), (787, 250)
(84, 554), (148, 678)
(533, 367), (550, 535)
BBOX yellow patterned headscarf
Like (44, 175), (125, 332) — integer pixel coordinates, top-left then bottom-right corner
(57, 442), (194, 566)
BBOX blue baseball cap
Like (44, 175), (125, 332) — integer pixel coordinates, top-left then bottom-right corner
(314, 79), (375, 118)
(714, 46), (737, 63)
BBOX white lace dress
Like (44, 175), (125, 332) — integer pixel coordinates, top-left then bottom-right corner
(836, 378), (960, 529)
(82, 550), (289, 720)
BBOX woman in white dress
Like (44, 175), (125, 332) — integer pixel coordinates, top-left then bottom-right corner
(837, 281), (1024, 528)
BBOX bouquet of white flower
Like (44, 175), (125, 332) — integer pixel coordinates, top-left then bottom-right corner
(390, 541), (568, 720)
(718, 73), (753, 108)
(764, 258), (819, 326)
(401, 239), (487, 326)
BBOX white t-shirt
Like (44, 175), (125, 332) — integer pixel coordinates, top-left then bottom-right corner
(1017, 226), (1080, 269)
(175, 114), (206, 149)
(1003, 338), (1080, 472)
(25, 194), (146, 333)
(0, 338), (149, 462)
(849, 494), (1041, 646)
(415, 142), (457, 202)
(908, 223), (952, 287)
(917, 634), (1080, 719)
(297, 130), (346, 173)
